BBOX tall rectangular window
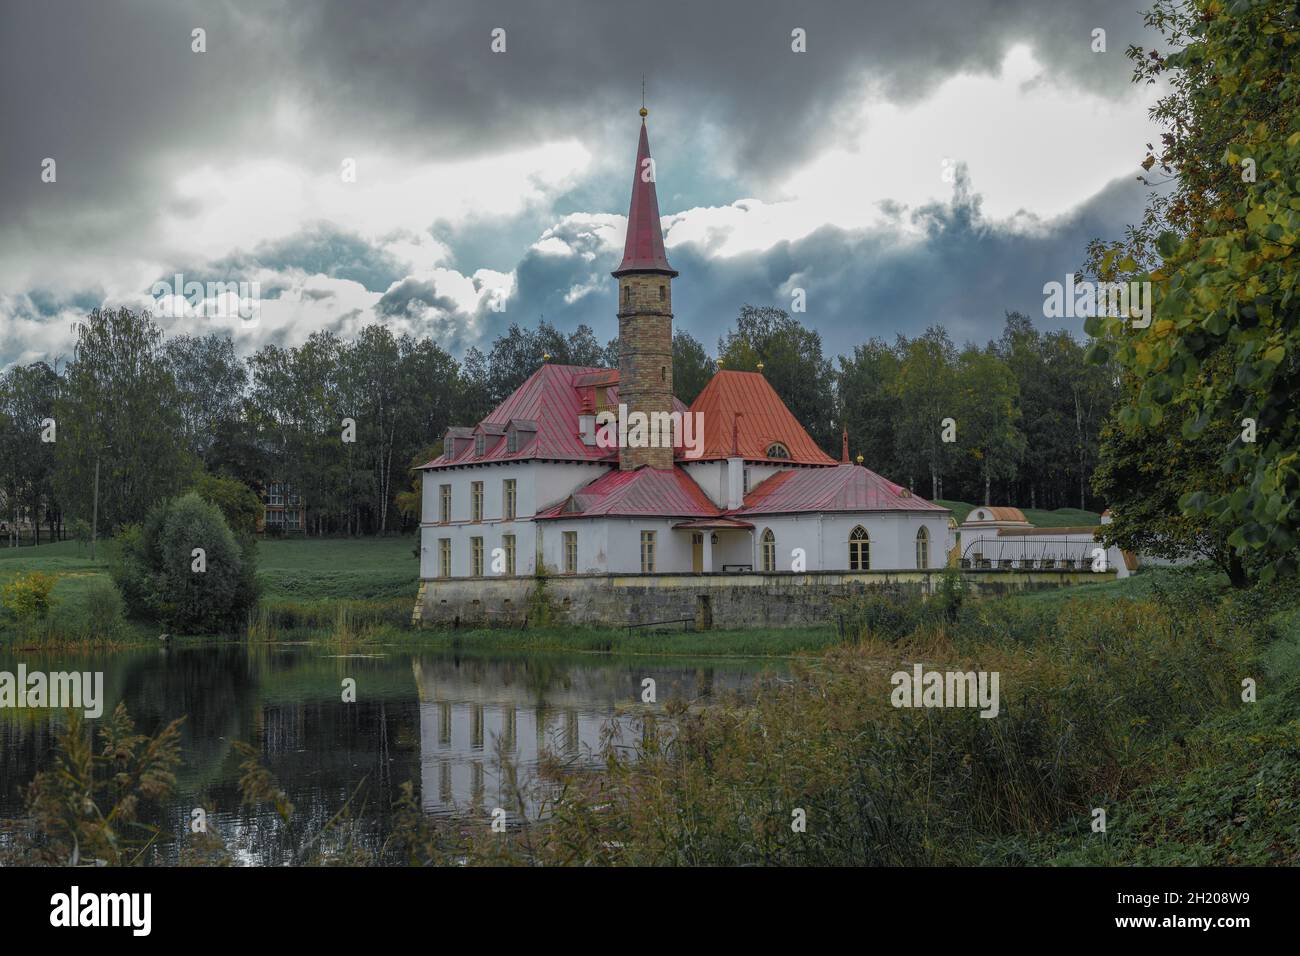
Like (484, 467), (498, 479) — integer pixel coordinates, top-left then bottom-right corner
(503, 534), (516, 575)
(439, 484), (451, 523)
(471, 481), (483, 522)
(563, 531), (577, 574)
(503, 479), (516, 519)
(439, 538), (451, 578)
(471, 537), (484, 576)
(640, 531), (656, 573)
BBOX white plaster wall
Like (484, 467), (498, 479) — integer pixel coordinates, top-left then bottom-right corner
(536, 518), (691, 574)
(748, 513), (951, 571)
(682, 461), (727, 506)
(420, 461), (613, 579)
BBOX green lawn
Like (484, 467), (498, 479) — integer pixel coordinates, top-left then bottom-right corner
(0, 539), (112, 606)
(937, 499), (1102, 528)
(256, 535), (419, 600)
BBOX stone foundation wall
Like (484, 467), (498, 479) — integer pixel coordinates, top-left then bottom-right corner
(413, 569), (1112, 631)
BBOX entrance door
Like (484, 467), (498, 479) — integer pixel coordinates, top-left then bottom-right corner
(691, 532), (704, 573)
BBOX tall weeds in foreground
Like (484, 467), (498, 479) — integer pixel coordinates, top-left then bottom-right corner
(453, 585), (1266, 866)
(8, 704), (184, 865)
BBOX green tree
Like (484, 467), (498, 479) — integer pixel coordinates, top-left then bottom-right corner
(113, 491), (258, 633)
(54, 308), (188, 533)
(1092, 384), (1247, 584)
(672, 330), (716, 405)
(193, 473), (263, 537)
(954, 346), (1025, 506)
(162, 333), (247, 467)
(0, 362), (61, 544)
(893, 327), (957, 499)
(837, 338), (902, 478)
(1090, 0), (1300, 582)
(717, 305), (838, 452)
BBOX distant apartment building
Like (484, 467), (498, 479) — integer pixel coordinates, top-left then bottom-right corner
(258, 481), (304, 533)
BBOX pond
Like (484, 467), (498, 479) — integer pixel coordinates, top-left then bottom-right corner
(0, 642), (784, 864)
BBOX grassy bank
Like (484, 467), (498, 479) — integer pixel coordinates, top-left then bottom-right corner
(2, 536), (842, 657)
(414, 566), (1300, 866)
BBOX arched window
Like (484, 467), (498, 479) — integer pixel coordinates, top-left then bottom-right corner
(766, 442), (791, 460)
(916, 526), (929, 568)
(849, 526), (870, 570)
(761, 528), (776, 572)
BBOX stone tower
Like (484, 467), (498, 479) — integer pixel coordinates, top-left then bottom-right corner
(613, 106), (677, 471)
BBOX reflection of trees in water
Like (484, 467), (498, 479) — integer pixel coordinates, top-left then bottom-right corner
(5, 647), (775, 864)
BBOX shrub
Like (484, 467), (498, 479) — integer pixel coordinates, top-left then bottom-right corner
(47, 579), (127, 642)
(193, 473), (263, 537)
(112, 492), (259, 634)
(1, 571), (57, 619)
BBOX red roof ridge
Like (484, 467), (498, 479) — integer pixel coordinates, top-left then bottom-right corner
(733, 462), (949, 516)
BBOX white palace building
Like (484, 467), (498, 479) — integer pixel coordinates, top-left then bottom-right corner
(416, 108), (952, 589)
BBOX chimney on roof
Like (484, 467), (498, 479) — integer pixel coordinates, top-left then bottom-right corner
(841, 426), (849, 464)
(613, 104), (676, 471)
(726, 411), (744, 509)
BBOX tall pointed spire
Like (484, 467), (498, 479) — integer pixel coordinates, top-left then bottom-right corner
(612, 106), (677, 278)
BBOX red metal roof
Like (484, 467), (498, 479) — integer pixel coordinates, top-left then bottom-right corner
(536, 466), (721, 519)
(737, 464), (949, 516)
(688, 370), (836, 465)
(612, 118), (677, 277)
(419, 363), (689, 470)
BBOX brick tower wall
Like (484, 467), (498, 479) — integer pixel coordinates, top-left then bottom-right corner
(617, 273), (674, 470)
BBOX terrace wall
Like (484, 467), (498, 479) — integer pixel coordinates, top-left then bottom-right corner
(412, 568), (1112, 630)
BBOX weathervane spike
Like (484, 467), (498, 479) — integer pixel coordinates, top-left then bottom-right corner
(640, 76), (648, 119)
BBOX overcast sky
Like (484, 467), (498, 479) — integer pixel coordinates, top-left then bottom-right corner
(0, 0), (1168, 368)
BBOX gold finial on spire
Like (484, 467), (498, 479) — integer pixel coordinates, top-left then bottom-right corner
(756, 361), (765, 373)
(640, 76), (648, 118)
(855, 454), (864, 465)
(542, 352), (551, 363)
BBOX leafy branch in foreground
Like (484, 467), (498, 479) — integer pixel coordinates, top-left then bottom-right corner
(21, 703), (184, 866)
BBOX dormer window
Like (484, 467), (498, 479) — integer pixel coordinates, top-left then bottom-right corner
(475, 433), (485, 456)
(507, 429), (518, 453)
(766, 442), (790, 460)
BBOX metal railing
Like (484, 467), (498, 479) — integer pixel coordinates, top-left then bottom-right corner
(960, 536), (1100, 571)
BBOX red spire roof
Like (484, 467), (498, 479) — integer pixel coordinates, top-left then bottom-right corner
(612, 117), (677, 277)
(688, 370), (836, 465)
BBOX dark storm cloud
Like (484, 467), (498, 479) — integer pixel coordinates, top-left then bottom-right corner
(375, 277), (461, 318)
(200, 222), (409, 292)
(0, 0), (1156, 232)
(503, 171), (1152, 359)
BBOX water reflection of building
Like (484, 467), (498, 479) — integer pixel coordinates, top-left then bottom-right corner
(410, 655), (753, 817)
